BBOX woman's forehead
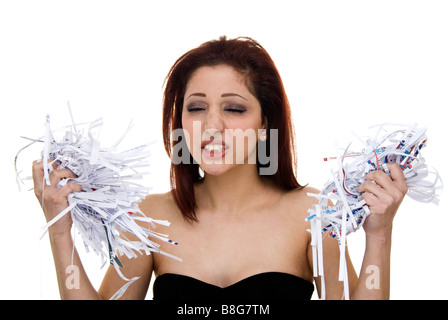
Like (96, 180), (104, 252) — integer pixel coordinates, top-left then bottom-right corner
(185, 64), (254, 98)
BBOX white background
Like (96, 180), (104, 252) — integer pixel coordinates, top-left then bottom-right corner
(0, 0), (447, 299)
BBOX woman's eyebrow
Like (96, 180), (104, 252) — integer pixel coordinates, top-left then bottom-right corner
(186, 93), (206, 100)
(186, 92), (248, 101)
(221, 93), (248, 100)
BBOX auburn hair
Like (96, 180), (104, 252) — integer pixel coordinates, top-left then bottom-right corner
(162, 36), (303, 222)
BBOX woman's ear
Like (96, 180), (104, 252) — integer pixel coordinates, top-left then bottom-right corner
(259, 116), (268, 141)
(261, 115), (268, 130)
(259, 128), (267, 142)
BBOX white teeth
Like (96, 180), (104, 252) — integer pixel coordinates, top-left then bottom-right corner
(203, 144), (226, 152)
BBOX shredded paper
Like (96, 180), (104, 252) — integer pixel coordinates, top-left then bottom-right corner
(16, 107), (180, 299)
(306, 124), (442, 299)
(17, 112), (441, 300)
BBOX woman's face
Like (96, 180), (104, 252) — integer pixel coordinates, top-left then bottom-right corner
(181, 64), (265, 176)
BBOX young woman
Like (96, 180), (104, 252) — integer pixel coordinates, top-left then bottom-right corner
(32, 36), (408, 300)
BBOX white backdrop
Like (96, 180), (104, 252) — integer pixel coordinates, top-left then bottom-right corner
(0, 0), (447, 299)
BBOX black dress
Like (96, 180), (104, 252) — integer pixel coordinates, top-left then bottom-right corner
(153, 272), (314, 300)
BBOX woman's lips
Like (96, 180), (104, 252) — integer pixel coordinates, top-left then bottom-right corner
(201, 140), (228, 158)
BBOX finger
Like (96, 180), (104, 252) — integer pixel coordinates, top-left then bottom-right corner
(59, 182), (82, 198)
(364, 170), (393, 191)
(32, 160), (47, 197)
(32, 159), (58, 184)
(387, 163), (408, 193)
(32, 160), (44, 183)
(360, 191), (378, 207)
(358, 179), (385, 196)
(49, 168), (77, 186)
(387, 163), (404, 181)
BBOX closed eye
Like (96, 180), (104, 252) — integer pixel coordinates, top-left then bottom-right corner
(225, 108), (246, 113)
(224, 104), (246, 113)
(187, 107), (205, 112)
(186, 103), (206, 112)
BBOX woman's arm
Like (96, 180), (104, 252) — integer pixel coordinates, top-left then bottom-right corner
(33, 160), (100, 299)
(48, 230), (103, 299)
(309, 163), (407, 300)
(351, 230), (392, 299)
(32, 160), (153, 300)
(351, 163), (407, 299)
(309, 232), (358, 300)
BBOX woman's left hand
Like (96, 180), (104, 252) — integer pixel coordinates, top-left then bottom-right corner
(357, 163), (408, 238)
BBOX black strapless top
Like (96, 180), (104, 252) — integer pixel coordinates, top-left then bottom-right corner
(153, 272), (314, 300)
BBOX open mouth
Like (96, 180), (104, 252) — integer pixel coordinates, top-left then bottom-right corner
(201, 140), (228, 158)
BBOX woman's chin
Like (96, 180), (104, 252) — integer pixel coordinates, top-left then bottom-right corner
(200, 163), (237, 177)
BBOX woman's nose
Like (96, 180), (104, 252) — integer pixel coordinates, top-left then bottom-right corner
(203, 107), (224, 134)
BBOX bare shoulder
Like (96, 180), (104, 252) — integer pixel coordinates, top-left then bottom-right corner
(282, 185), (321, 220)
(138, 191), (180, 221)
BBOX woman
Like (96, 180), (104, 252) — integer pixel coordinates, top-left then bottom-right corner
(32, 36), (408, 300)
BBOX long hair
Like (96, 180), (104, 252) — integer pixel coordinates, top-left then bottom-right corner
(162, 36), (303, 222)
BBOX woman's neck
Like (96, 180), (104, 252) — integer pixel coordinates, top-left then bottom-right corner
(195, 164), (275, 215)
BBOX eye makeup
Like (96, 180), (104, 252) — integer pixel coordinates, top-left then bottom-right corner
(186, 103), (247, 114)
(186, 102), (207, 112)
(224, 103), (247, 113)
(184, 92), (249, 114)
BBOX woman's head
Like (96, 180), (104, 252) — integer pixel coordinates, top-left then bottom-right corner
(182, 63), (265, 177)
(163, 36), (302, 221)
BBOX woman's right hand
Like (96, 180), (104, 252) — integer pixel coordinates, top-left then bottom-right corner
(32, 160), (106, 300)
(32, 160), (82, 236)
